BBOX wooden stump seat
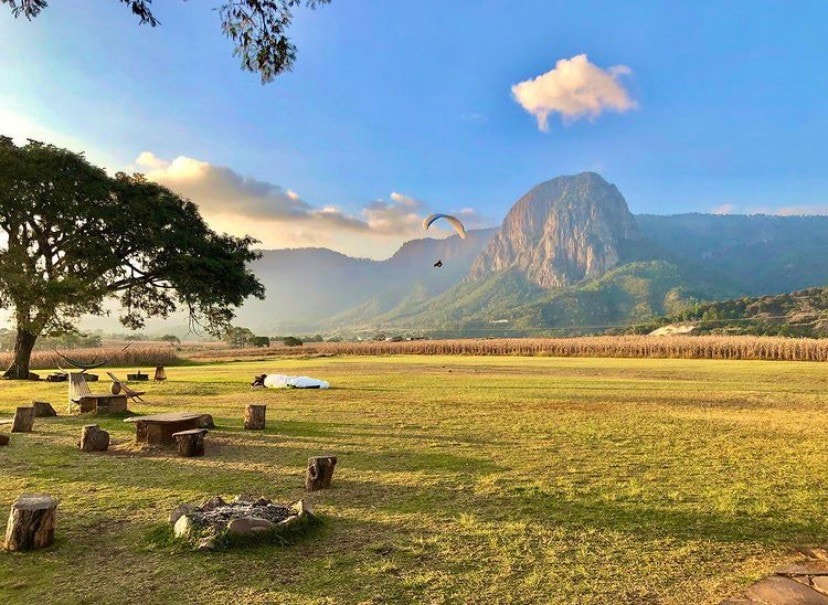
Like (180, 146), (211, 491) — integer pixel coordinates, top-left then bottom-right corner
(172, 428), (207, 457)
(244, 404), (266, 430)
(32, 401), (58, 417)
(3, 494), (58, 552)
(306, 456), (338, 491)
(79, 424), (110, 452)
(11, 407), (34, 433)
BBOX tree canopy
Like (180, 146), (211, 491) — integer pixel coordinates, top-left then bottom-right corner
(0, 136), (265, 378)
(1, 0), (332, 83)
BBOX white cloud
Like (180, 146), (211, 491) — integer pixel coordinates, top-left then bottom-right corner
(512, 54), (637, 132)
(135, 152), (484, 258)
(708, 202), (828, 216)
(711, 204), (735, 215)
(769, 205), (828, 216)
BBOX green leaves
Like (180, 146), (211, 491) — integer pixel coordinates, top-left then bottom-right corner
(0, 137), (265, 345)
(3, 0), (332, 83)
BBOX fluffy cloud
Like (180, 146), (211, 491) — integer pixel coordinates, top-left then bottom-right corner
(711, 204), (736, 215)
(512, 54), (637, 132)
(710, 202), (828, 216)
(769, 205), (828, 216)
(135, 153), (481, 257)
(136, 152), (365, 230)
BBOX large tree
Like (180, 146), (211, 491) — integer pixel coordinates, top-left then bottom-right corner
(2, 0), (331, 83)
(0, 137), (265, 379)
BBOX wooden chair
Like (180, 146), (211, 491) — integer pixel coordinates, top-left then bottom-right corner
(68, 372), (92, 413)
(106, 372), (146, 403)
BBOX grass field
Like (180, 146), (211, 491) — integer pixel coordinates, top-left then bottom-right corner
(1, 355), (827, 604)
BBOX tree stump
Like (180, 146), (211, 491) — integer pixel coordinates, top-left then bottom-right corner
(197, 414), (215, 429)
(244, 404), (266, 430)
(11, 407), (34, 433)
(306, 456), (337, 491)
(0, 435), (9, 447)
(32, 401), (57, 417)
(3, 494), (58, 551)
(173, 429), (206, 457)
(79, 424), (110, 452)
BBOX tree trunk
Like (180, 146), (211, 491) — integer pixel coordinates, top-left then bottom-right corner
(3, 494), (58, 551)
(3, 328), (38, 380)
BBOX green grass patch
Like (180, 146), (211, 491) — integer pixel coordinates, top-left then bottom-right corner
(0, 356), (826, 603)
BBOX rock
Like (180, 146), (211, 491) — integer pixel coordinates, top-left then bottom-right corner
(278, 500), (314, 530)
(226, 517), (275, 535)
(199, 496), (225, 511)
(469, 172), (642, 288)
(800, 548), (828, 562)
(777, 564), (828, 576)
(31, 401), (57, 417)
(197, 414), (215, 429)
(0, 435), (9, 447)
(169, 504), (193, 525)
(291, 499), (313, 518)
(746, 576), (828, 604)
(173, 515), (195, 539)
(197, 536), (216, 551)
(813, 576), (828, 596)
(253, 497), (271, 507)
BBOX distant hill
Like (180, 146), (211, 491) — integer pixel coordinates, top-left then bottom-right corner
(227, 173), (827, 337)
(657, 287), (828, 337)
(637, 213), (828, 295)
(232, 229), (494, 333)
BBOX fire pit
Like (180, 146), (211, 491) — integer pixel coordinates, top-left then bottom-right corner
(171, 495), (315, 550)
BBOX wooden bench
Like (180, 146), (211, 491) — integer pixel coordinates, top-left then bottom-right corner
(172, 428), (208, 457)
(124, 412), (203, 445)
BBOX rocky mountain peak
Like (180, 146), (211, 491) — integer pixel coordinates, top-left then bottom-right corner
(469, 172), (641, 288)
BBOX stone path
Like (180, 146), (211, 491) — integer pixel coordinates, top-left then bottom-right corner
(722, 549), (828, 604)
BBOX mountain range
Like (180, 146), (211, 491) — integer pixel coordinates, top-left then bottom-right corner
(234, 172), (828, 336)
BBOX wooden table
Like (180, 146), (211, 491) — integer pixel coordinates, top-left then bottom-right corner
(75, 393), (128, 414)
(124, 412), (203, 445)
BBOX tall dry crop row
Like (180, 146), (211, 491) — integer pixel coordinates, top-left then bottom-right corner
(0, 346), (180, 371)
(234, 335), (828, 362)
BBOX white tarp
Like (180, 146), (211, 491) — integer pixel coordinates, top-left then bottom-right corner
(262, 374), (330, 389)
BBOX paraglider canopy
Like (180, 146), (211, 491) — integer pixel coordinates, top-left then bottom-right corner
(423, 213), (466, 239)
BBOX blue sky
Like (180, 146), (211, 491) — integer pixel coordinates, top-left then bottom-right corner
(1, 1), (826, 257)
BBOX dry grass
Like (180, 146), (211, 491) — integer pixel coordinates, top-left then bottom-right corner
(187, 335), (828, 363)
(0, 345), (181, 371)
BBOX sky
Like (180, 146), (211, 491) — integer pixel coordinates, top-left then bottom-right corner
(1, 1), (827, 258)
